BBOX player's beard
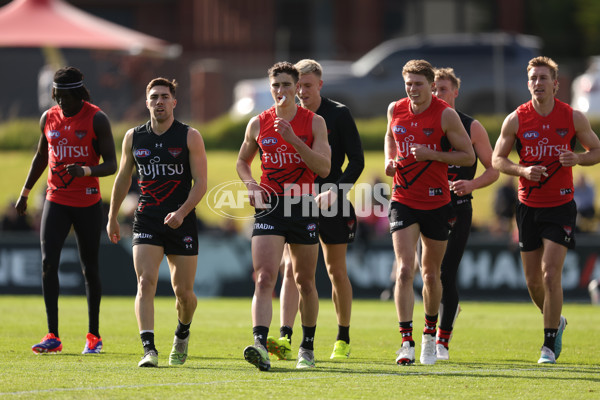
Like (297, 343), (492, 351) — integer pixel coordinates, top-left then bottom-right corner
(153, 109), (171, 123)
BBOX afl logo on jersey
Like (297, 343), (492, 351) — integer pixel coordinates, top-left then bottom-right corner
(134, 148), (151, 157)
(262, 137), (278, 146)
(48, 130), (60, 138)
(183, 236), (194, 243)
(392, 125), (407, 134)
(523, 131), (539, 139)
(306, 223), (317, 232)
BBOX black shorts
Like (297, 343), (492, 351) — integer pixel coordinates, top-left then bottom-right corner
(516, 200), (576, 251)
(319, 200), (357, 244)
(388, 201), (455, 241)
(132, 212), (199, 255)
(252, 196), (319, 245)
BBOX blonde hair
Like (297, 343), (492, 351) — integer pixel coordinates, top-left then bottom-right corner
(527, 56), (559, 93)
(294, 59), (322, 78)
(527, 56), (559, 80)
(434, 67), (461, 89)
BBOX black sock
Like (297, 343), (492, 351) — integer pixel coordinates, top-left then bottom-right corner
(175, 320), (191, 339)
(543, 328), (558, 352)
(140, 332), (156, 354)
(336, 325), (350, 344)
(300, 325), (316, 350)
(280, 325), (293, 343)
(253, 326), (269, 348)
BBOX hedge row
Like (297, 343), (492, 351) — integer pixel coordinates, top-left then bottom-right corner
(1, 113), (598, 152)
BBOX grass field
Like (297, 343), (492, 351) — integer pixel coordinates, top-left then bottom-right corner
(4, 149), (600, 233)
(1, 296), (599, 399)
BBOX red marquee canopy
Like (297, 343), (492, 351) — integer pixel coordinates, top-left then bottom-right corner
(0, 0), (180, 58)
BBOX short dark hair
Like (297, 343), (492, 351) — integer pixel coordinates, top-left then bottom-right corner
(402, 59), (435, 83)
(52, 66), (90, 102)
(268, 62), (299, 83)
(146, 77), (178, 97)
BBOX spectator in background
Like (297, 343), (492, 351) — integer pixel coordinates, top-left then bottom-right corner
(1, 200), (33, 231)
(356, 175), (390, 245)
(492, 176), (518, 235)
(589, 278), (600, 305)
(573, 173), (596, 232)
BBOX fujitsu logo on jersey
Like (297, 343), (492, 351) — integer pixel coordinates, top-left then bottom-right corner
(397, 141), (438, 156)
(138, 163), (185, 179)
(523, 138), (569, 160)
(49, 144), (90, 160)
(262, 151), (303, 167)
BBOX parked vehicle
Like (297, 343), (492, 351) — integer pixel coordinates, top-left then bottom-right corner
(230, 32), (541, 119)
(571, 56), (600, 118)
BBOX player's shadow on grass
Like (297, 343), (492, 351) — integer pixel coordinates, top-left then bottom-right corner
(124, 355), (600, 378)
(222, 358), (600, 379)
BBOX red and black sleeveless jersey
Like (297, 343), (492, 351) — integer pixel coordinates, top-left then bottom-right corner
(44, 101), (101, 207)
(515, 99), (576, 207)
(132, 120), (193, 218)
(257, 105), (315, 196)
(389, 96), (451, 209)
(448, 110), (478, 204)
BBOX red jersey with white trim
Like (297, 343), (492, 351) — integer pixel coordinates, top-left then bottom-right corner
(257, 105), (315, 196)
(44, 101), (101, 207)
(390, 96), (451, 209)
(515, 99), (576, 207)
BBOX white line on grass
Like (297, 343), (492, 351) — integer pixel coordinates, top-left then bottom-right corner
(0, 366), (580, 396)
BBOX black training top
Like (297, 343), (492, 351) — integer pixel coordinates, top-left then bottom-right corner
(314, 97), (365, 194)
(448, 110), (478, 204)
(132, 120), (193, 219)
